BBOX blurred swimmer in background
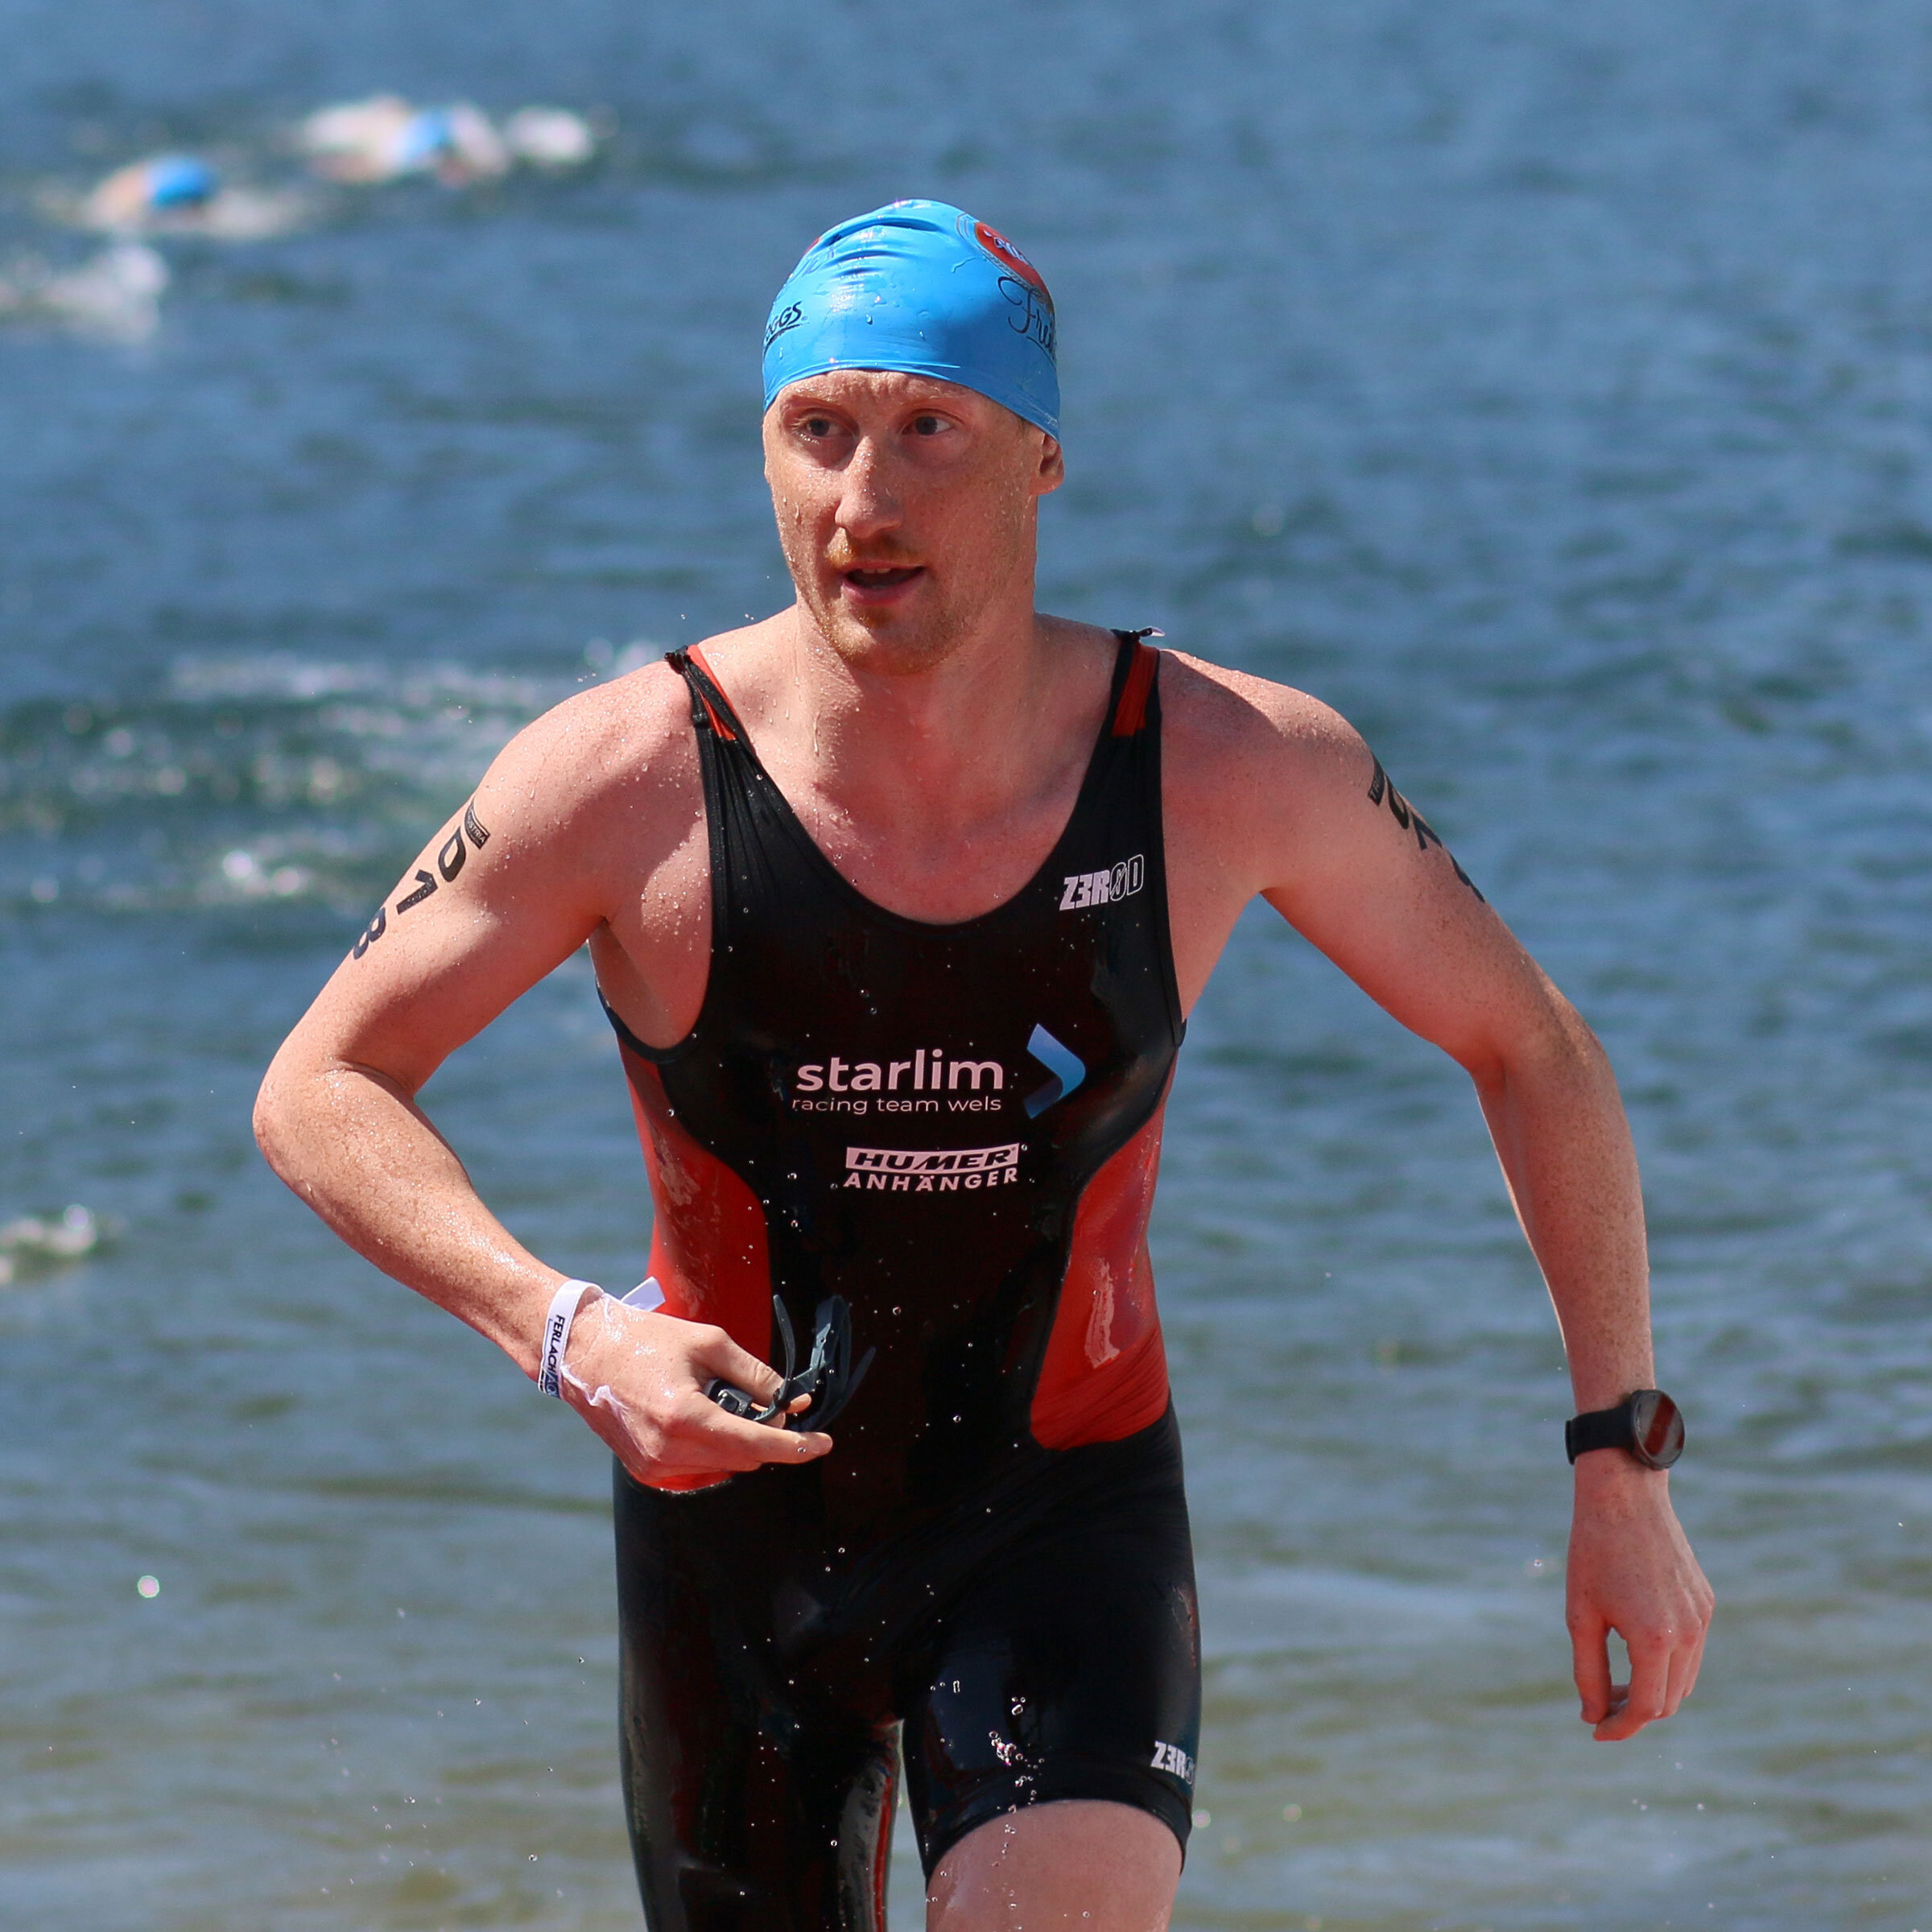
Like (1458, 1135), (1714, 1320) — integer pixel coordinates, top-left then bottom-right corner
(298, 96), (597, 187)
(69, 153), (311, 242)
(299, 97), (509, 185)
(81, 154), (217, 227)
(6, 97), (598, 346)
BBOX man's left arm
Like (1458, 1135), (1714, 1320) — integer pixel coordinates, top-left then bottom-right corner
(1454, 978), (1713, 1742)
(1164, 659), (1714, 1740)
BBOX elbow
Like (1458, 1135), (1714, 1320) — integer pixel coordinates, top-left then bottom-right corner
(1462, 986), (1612, 1107)
(253, 1037), (408, 1194)
(252, 1046), (308, 1188)
(252, 1069), (287, 1179)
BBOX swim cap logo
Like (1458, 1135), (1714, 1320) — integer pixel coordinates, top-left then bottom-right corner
(970, 221), (1048, 298)
(764, 300), (804, 349)
(968, 219), (1056, 360)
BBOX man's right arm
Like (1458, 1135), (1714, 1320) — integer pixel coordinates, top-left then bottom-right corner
(252, 667), (830, 1484)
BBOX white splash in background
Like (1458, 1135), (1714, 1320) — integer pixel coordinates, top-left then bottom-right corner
(0, 1205), (105, 1285)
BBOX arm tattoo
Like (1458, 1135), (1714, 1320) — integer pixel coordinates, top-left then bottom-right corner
(1366, 758), (1484, 902)
(351, 795), (495, 960)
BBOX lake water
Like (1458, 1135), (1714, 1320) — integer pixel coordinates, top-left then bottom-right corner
(3, 2), (1931, 1926)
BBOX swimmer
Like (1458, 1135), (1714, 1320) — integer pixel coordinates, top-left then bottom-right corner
(298, 95), (511, 187)
(257, 201), (1713, 1931)
(67, 153), (311, 243)
(79, 155), (217, 231)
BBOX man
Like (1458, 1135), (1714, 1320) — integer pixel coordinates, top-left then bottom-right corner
(255, 202), (1712, 1932)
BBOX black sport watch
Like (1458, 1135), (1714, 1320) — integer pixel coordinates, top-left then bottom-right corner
(1565, 1389), (1685, 1470)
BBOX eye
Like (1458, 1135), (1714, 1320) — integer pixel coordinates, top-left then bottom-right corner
(800, 414), (836, 439)
(910, 413), (949, 437)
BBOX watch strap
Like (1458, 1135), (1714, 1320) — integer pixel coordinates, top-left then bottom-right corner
(1566, 1388), (1684, 1469)
(1565, 1401), (1633, 1463)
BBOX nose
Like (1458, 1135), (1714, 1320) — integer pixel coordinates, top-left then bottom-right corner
(835, 434), (902, 547)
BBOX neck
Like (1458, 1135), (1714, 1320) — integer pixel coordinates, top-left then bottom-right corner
(778, 599), (1071, 828)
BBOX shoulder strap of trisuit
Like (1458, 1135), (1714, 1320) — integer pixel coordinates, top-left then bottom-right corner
(1108, 628), (1162, 737)
(663, 646), (744, 743)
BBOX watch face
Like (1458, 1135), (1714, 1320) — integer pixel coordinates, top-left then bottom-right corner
(1629, 1389), (1685, 1469)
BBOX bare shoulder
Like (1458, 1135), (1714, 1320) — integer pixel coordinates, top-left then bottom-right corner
(1158, 649), (1370, 819)
(1155, 648), (1495, 1013)
(1148, 651), (1379, 1008)
(369, 655), (705, 946)
(473, 657), (698, 836)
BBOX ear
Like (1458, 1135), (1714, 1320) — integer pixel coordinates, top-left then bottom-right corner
(1033, 432), (1065, 497)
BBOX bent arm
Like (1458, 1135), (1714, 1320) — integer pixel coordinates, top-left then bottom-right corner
(1318, 853), (1715, 1746)
(1170, 661), (1712, 1739)
(254, 734), (611, 1368)
(1467, 980), (1652, 1414)
(1245, 709), (1653, 1408)
(253, 679), (824, 1483)
(257, 925), (578, 1374)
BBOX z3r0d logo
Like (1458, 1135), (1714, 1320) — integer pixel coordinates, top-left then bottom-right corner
(1059, 852), (1143, 911)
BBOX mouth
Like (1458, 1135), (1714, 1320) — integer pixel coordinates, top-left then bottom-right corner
(839, 564), (926, 602)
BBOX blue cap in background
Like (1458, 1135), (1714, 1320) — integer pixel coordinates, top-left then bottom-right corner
(762, 200), (1059, 440)
(145, 155), (219, 209)
(398, 109), (455, 169)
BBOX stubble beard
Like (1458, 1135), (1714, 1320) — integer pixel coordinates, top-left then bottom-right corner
(782, 543), (975, 678)
(779, 497), (1036, 679)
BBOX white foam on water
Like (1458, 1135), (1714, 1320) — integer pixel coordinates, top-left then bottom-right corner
(0, 244), (167, 341)
(0, 1206), (106, 1286)
(0, 645), (664, 912)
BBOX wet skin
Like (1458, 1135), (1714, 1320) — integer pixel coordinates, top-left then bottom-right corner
(256, 369), (1712, 1930)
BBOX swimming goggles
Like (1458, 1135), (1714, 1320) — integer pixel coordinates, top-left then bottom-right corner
(706, 1294), (874, 1432)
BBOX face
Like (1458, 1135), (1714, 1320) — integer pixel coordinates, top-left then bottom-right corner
(762, 369), (1063, 672)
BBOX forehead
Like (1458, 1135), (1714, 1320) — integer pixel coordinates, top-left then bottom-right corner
(767, 368), (1010, 422)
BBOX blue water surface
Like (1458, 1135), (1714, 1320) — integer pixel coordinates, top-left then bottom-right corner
(3, 2), (1930, 1926)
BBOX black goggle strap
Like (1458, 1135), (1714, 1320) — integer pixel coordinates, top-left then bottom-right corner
(705, 1294), (874, 1430)
(800, 1296), (874, 1430)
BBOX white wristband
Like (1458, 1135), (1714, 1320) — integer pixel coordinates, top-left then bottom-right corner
(537, 1280), (601, 1398)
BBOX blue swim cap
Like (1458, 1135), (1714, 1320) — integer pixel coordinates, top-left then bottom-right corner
(398, 109), (455, 169)
(762, 200), (1059, 440)
(146, 155), (217, 209)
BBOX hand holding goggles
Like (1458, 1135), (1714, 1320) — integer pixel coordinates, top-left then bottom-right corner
(707, 1294), (874, 1432)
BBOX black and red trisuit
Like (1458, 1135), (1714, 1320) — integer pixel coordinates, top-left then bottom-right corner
(603, 630), (1201, 1931)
